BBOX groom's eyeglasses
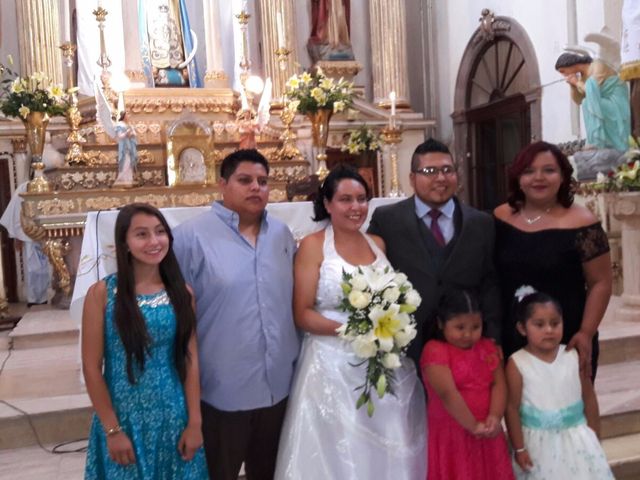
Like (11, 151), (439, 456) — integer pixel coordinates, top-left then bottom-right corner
(413, 165), (457, 177)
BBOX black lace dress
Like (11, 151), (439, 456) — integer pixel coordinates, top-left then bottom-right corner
(495, 219), (610, 373)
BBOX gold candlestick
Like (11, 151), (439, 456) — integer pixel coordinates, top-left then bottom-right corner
(59, 42), (76, 90)
(93, 6), (112, 92)
(277, 102), (303, 162)
(235, 10), (251, 88)
(275, 47), (291, 71)
(380, 124), (404, 198)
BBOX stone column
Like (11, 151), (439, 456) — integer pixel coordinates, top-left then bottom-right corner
(122, 0), (145, 86)
(369, 0), (410, 108)
(612, 192), (640, 322)
(202, 0), (228, 87)
(15, 0), (64, 84)
(258, 0), (297, 101)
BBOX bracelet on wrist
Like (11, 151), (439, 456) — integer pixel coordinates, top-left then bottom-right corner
(514, 447), (527, 453)
(105, 424), (122, 437)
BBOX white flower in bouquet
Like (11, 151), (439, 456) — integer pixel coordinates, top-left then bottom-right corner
(393, 272), (408, 285)
(394, 323), (417, 348)
(402, 289), (422, 313)
(348, 290), (372, 309)
(352, 331), (378, 358)
(362, 266), (396, 292)
(381, 352), (402, 369)
(382, 286), (401, 304)
(350, 273), (368, 291)
(337, 265), (421, 417)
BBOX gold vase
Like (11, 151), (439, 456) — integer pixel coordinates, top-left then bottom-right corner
(307, 108), (333, 179)
(21, 111), (51, 193)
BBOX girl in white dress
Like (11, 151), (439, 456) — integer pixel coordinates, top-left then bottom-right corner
(274, 166), (426, 480)
(505, 287), (613, 479)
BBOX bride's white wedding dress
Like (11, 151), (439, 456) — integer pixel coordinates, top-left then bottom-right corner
(275, 225), (427, 480)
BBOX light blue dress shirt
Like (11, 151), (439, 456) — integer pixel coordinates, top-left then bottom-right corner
(414, 196), (456, 244)
(173, 202), (300, 411)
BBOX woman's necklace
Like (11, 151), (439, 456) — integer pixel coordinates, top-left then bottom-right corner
(521, 206), (552, 225)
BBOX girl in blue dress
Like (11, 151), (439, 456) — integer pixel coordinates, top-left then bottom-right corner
(83, 203), (208, 479)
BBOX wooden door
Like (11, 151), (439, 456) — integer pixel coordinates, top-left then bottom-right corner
(0, 156), (18, 302)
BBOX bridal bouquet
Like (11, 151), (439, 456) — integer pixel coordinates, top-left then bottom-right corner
(337, 265), (421, 416)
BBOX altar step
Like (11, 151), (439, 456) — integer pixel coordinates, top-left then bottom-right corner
(7, 307), (78, 350)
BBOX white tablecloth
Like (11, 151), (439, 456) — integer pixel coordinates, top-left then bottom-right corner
(69, 198), (400, 323)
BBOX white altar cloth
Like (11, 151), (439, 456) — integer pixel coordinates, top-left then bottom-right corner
(69, 198), (399, 323)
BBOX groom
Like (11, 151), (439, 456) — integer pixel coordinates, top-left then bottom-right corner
(368, 138), (501, 366)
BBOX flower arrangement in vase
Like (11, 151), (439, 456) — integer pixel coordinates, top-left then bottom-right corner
(342, 125), (381, 155)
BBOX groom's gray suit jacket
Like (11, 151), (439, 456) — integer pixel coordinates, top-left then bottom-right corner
(368, 196), (501, 366)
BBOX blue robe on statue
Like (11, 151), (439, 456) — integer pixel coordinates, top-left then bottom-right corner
(583, 75), (631, 151)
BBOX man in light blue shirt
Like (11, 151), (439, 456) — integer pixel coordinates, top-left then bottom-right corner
(173, 149), (300, 480)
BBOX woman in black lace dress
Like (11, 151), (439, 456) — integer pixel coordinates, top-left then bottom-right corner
(494, 141), (612, 378)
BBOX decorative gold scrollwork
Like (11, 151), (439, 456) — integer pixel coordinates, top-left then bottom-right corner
(43, 238), (72, 296)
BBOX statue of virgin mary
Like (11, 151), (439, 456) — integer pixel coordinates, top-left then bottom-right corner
(138, 0), (202, 87)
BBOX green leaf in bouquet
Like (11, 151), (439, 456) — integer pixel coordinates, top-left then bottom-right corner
(356, 392), (368, 410)
(367, 398), (375, 417)
(400, 304), (417, 314)
(376, 374), (387, 398)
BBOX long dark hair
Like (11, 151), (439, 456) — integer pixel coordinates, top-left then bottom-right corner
(431, 289), (482, 340)
(507, 141), (576, 212)
(114, 203), (195, 384)
(312, 164), (371, 221)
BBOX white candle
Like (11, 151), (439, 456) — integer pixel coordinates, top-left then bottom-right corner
(276, 11), (285, 48)
(62, 0), (70, 42)
(98, 0), (103, 8)
(390, 91), (396, 117)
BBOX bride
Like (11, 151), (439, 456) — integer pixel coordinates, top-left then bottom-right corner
(275, 166), (426, 479)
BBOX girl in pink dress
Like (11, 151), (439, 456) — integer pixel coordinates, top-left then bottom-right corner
(420, 290), (514, 479)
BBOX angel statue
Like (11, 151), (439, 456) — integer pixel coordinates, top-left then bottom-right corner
(237, 78), (272, 150)
(555, 27), (631, 152)
(95, 84), (139, 187)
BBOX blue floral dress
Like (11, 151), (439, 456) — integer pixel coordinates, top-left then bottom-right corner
(85, 274), (208, 479)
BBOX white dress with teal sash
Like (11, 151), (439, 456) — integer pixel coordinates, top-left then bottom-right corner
(511, 346), (612, 479)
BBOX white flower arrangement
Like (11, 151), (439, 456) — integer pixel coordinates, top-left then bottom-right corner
(337, 265), (420, 416)
(341, 125), (381, 155)
(285, 67), (354, 115)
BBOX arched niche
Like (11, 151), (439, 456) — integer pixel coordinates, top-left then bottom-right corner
(452, 14), (541, 210)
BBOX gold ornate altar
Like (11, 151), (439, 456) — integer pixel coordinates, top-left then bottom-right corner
(14, 88), (295, 303)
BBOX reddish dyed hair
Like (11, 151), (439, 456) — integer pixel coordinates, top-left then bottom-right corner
(507, 141), (576, 212)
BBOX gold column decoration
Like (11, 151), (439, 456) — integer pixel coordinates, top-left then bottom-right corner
(93, 6), (112, 92)
(369, 0), (410, 108)
(43, 238), (72, 297)
(15, 0), (64, 84)
(380, 125), (405, 198)
(258, 0), (297, 103)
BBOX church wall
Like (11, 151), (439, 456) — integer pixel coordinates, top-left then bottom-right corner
(430, 0), (624, 153)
